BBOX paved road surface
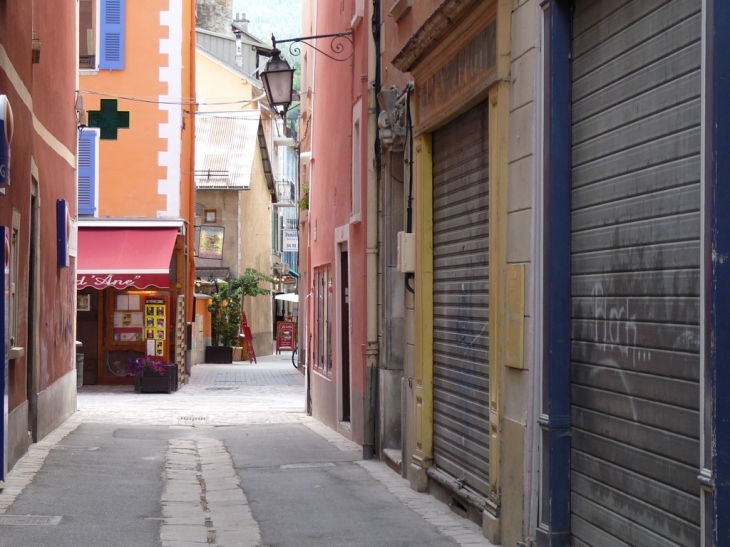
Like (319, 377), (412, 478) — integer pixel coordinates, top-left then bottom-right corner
(0, 353), (494, 547)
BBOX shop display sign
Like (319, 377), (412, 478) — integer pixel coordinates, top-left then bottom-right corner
(276, 321), (296, 353)
(77, 273), (169, 290)
(56, 200), (71, 268)
(283, 229), (298, 252)
(0, 95), (13, 186)
(144, 298), (167, 358)
(198, 225), (224, 260)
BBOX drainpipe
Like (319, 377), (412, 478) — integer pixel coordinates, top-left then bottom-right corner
(363, 0), (381, 460)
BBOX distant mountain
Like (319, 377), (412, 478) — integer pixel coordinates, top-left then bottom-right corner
(233, 0), (302, 46)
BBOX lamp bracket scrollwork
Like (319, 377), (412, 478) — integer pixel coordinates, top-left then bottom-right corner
(271, 32), (354, 62)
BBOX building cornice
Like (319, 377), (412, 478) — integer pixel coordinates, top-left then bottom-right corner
(392, 0), (484, 72)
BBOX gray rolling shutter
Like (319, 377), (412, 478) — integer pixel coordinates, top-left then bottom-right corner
(570, 1), (701, 545)
(431, 100), (490, 498)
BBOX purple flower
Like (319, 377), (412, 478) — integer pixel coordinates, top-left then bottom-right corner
(126, 355), (168, 376)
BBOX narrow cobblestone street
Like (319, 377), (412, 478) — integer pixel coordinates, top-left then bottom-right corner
(0, 353), (494, 547)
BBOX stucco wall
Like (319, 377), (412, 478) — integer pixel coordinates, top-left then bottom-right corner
(79, 2), (177, 218)
(195, 50), (261, 113)
(304, 0), (371, 445)
(196, 189), (242, 274)
(241, 143), (274, 357)
(0, 0), (78, 470)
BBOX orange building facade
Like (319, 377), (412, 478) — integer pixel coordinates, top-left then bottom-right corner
(75, 0), (196, 385)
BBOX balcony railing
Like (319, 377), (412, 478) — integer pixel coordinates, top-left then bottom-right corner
(275, 179), (297, 203)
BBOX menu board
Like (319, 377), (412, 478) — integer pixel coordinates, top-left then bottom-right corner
(145, 298), (167, 358)
(276, 321), (296, 353)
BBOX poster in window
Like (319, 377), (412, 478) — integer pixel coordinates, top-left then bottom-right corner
(198, 225), (225, 260)
(77, 294), (91, 312)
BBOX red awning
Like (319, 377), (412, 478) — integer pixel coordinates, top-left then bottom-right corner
(77, 227), (179, 290)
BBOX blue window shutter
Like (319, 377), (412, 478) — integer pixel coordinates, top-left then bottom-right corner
(99, 0), (125, 70)
(78, 131), (97, 216)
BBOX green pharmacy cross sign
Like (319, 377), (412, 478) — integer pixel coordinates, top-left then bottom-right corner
(88, 99), (130, 140)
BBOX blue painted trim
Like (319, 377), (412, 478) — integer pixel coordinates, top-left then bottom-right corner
(710, 1), (730, 544)
(99, 0), (126, 70)
(0, 227), (7, 481)
(544, 1), (572, 545)
(56, 200), (69, 268)
(78, 130), (96, 216)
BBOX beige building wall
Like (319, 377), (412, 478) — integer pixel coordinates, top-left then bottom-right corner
(195, 47), (274, 358)
(241, 144), (275, 356)
(502, 1), (540, 544)
(196, 190), (242, 273)
(195, 50), (262, 113)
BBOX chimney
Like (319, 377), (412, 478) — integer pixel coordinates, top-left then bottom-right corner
(196, 0), (234, 35)
(234, 12), (250, 33)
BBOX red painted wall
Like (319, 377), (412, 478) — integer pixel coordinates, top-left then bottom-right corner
(0, 0), (78, 461)
(307, 0), (370, 441)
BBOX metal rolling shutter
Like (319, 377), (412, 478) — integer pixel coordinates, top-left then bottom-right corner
(570, 1), (701, 545)
(431, 100), (490, 498)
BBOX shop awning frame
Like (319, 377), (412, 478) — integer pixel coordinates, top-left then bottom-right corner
(77, 220), (183, 291)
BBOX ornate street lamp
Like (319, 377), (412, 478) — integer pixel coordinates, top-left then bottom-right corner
(260, 46), (295, 120)
(260, 33), (354, 119)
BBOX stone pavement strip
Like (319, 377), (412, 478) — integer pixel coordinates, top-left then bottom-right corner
(162, 437), (261, 547)
(0, 353), (497, 547)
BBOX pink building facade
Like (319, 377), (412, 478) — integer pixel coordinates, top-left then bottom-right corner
(301, 0), (372, 450)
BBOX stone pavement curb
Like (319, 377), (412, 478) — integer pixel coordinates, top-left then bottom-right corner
(300, 415), (498, 547)
(356, 460), (498, 547)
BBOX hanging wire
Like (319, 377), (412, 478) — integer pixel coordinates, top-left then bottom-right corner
(77, 89), (265, 107)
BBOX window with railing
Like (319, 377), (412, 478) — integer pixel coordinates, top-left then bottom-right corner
(275, 179), (297, 204)
(79, 0), (126, 71)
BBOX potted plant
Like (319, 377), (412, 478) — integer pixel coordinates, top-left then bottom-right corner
(205, 268), (274, 364)
(299, 182), (309, 211)
(205, 282), (241, 364)
(127, 355), (177, 393)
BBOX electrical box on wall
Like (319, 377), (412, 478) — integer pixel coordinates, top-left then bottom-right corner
(397, 231), (415, 273)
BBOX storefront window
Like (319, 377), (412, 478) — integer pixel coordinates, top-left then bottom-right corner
(112, 293), (143, 342)
(103, 290), (170, 378)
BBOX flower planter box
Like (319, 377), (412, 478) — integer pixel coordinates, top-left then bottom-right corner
(204, 346), (234, 364)
(135, 364), (178, 394)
